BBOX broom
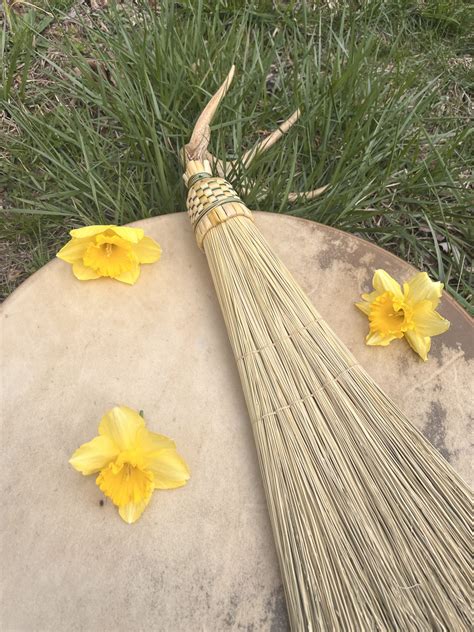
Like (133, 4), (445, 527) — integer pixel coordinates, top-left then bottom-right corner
(181, 67), (471, 631)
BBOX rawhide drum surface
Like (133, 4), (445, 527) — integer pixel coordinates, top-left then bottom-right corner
(1, 212), (471, 631)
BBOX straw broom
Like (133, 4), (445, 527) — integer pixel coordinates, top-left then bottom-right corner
(181, 67), (471, 631)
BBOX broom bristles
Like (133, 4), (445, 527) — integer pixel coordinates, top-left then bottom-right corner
(202, 212), (471, 631)
(181, 69), (470, 630)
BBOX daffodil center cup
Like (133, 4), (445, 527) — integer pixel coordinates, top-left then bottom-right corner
(83, 233), (138, 277)
(104, 242), (115, 257)
(97, 451), (154, 507)
(369, 291), (412, 338)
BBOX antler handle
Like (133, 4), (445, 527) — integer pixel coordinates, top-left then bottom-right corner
(183, 67), (328, 230)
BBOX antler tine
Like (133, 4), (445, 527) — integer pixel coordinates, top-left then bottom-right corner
(205, 109), (301, 177)
(202, 108), (301, 179)
(202, 150), (238, 179)
(184, 65), (236, 162)
(241, 109), (301, 168)
(287, 185), (329, 203)
(183, 70), (327, 204)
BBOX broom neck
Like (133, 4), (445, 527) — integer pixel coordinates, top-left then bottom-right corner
(182, 160), (213, 189)
(183, 160), (253, 250)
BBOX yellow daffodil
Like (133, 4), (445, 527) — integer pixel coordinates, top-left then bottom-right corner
(57, 225), (161, 285)
(356, 269), (450, 361)
(70, 406), (190, 523)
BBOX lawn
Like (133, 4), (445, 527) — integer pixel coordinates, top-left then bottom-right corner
(1, 0), (472, 311)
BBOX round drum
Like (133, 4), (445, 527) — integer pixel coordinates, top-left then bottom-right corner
(1, 212), (471, 631)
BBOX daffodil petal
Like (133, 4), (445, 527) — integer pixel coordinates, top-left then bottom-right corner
(72, 261), (101, 280)
(405, 272), (443, 308)
(405, 330), (431, 361)
(56, 238), (90, 263)
(133, 236), (162, 264)
(372, 270), (403, 300)
(137, 428), (176, 458)
(98, 406), (146, 451)
(69, 435), (119, 475)
(361, 289), (381, 304)
(149, 448), (190, 490)
(119, 497), (151, 524)
(366, 331), (397, 346)
(114, 265), (141, 285)
(70, 225), (114, 239)
(109, 226), (144, 243)
(355, 301), (371, 315)
(69, 225), (144, 243)
(411, 301), (450, 337)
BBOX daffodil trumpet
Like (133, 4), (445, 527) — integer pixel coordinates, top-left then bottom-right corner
(57, 225), (161, 285)
(69, 406), (190, 524)
(356, 269), (450, 360)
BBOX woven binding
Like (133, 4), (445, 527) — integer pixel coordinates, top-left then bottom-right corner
(184, 161), (253, 249)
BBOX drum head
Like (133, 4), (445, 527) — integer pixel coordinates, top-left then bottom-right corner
(1, 212), (471, 630)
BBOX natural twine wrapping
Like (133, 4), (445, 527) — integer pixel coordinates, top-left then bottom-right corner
(185, 160), (253, 249)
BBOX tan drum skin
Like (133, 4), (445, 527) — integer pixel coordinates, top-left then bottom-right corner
(1, 212), (472, 631)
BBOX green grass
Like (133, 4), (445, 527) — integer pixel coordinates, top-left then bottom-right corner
(1, 0), (472, 310)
